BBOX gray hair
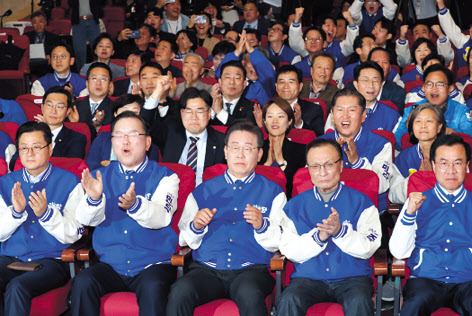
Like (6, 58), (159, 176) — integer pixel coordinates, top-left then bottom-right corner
(183, 52), (204, 67)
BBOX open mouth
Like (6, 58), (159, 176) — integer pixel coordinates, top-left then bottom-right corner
(341, 121), (351, 128)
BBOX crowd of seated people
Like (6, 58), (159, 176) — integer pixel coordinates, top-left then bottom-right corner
(1, 0), (472, 314)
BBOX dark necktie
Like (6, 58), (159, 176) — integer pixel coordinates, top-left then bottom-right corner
(186, 137), (199, 171)
(225, 102), (232, 115)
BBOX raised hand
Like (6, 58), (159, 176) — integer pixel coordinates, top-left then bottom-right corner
(234, 30), (247, 57)
(81, 169), (103, 201)
(294, 7), (304, 24)
(400, 24), (409, 41)
(68, 105), (80, 122)
(406, 192), (426, 215)
(211, 84), (223, 114)
(193, 208), (217, 230)
(34, 114), (46, 122)
(253, 103), (263, 127)
(118, 182), (136, 210)
(293, 103), (302, 127)
(64, 83), (74, 99)
(436, 0), (445, 10)
(131, 83), (142, 96)
(431, 25), (444, 38)
(343, 137), (359, 165)
(342, 10), (354, 25)
(317, 207), (341, 240)
(29, 189), (48, 217)
(244, 204), (263, 230)
(92, 110), (105, 128)
(11, 182), (26, 214)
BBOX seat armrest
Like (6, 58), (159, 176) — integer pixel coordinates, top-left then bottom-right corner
(171, 246), (193, 267)
(373, 248), (388, 276)
(391, 257), (406, 277)
(388, 203), (402, 216)
(270, 251), (287, 272)
(62, 233), (93, 262)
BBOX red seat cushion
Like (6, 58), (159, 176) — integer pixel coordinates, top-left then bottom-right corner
(100, 292), (139, 316)
(30, 280), (71, 316)
(306, 302), (344, 315)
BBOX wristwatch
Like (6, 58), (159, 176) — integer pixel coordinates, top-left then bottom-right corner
(280, 160), (288, 167)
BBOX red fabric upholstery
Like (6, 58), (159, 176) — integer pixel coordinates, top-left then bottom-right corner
(404, 80), (423, 94)
(102, 7), (125, 38)
(379, 100), (399, 112)
(0, 35), (30, 97)
(30, 280), (71, 316)
(286, 128), (316, 144)
(401, 133), (412, 150)
(261, 35), (268, 48)
(15, 94), (43, 121)
(193, 295), (274, 316)
(372, 130), (396, 161)
(464, 83), (472, 101)
(292, 168), (379, 207)
(301, 98), (327, 122)
(171, 60), (183, 70)
(279, 62), (290, 67)
(0, 122), (19, 144)
(210, 125), (228, 134)
(49, 20), (71, 35)
(213, 34), (223, 41)
(0, 158), (8, 176)
(14, 157), (89, 179)
(113, 75), (130, 82)
(98, 125), (111, 135)
(203, 163), (287, 193)
(100, 292), (139, 316)
(204, 60), (213, 68)
(50, 7), (65, 20)
(176, 77), (185, 84)
(200, 77), (218, 85)
(110, 59), (126, 68)
(306, 302), (345, 315)
(402, 64), (416, 74)
(0, 28), (20, 36)
(456, 66), (468, 83)
(195, 47), (209, 61)
(432, 308), (461, 315)
(64, 122), (92, 157)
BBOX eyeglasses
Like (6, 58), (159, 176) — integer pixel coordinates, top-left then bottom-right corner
(308, 159), (342, 172)
(51, 55), (68, 60)
(19, 144), (49, 155)
(111, 131), (147, 140)
(434, 160), (466, 171)
(45, 103), (67, 110)
(305, 37), (322, 43)
(358, 78), (382, 85)
(269, 27), (283, 33)
(424, 81), (447, 90)
(182, 108), (209, 118)
(89, 77), (110, 83)
(226, 145), (259, 154)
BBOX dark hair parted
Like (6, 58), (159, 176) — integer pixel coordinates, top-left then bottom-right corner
(430, 134), (471, 163)
(408, 103), (446, 145)
(179, 87), (213, 109)
(262, 96), (295, 135)
(331, 88), (367, 111)
(16, 121), (52, 147)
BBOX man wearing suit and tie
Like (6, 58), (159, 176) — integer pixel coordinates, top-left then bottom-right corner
(232, 2), (271, 36)
(151, 87), (225, 185)
(69, 63), (114, 139)
(9, 86), (87, 170)
(210, 60), (257, 126)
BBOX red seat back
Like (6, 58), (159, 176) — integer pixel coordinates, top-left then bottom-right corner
(202, 163), (287, 193)
(379, 100), (399, 112)
(463, 83), (472, 101)
(171, 60), (183, 70)
(14, 157), (89, 179)
(0, 34), (30, 73)
(456, 66), (468, 83)
(63, 122), (92, 157)
(301, 98), (327, 122)
(15, 94), (43, 121)
(0, 28), (20, 36)
(0, 157), (8, 177)
(110, 59), (126, 68)
(286, 128), (316, 144)
(404, 80), (423, 94)
(0, 122), (19, 145)
(200, 77), (217, 85)
(49, 20), (71, 35)
(195, 47), (209, 61)
(98, 125), (111, 135)
(372, 130), (396, 161)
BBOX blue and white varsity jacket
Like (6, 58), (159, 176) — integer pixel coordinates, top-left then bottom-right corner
(178, 169), (286, 270)
(389, 144), (423, 204)
(76, 157), (180, 277)
(390, 183), (472, 284)
(0, 164), (85, 261)
(31, 72), (87, 97)
(279, 182), (381, 282)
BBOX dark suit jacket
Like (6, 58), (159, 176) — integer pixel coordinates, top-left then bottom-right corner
(297, 98), (325, 137)
(72, 96), (114, 140)
(68, 0), (104, 25)
(345, 80), (406, 116)
(24, 30), (60, 56)
(151, 120), (226, 169)
(232, 18), (271, 35)
(300, 82), (339, 114)
(140, 96), (180, 127)
(210, 97), (256, 126)
(112, 77), (131, 97)
(260, 137), (306, 198)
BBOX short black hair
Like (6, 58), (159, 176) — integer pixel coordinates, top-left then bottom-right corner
(146, 7), (163, 19)
(175, 29), (198, 50)
(16, 121), (52, 147)
(375, 17), (395, 38)
(306, 138), (343, 163)
(271, 21), (289, 35)
(92, 33), (115, 52)
(31, 10), (47, 20)
(211, 40), (236, 56)
(411, 38), (437, 65)
(367, 46), (392, 64)
(423, 63), (454, 86)
(139, 23), (157, 39)
(430, 134), (471, 163)
(220, 60), (247, 79)
(49, 41), (74, 57)
(179, 87), (213, 109)
(332, 88), (366, 111)
(139, 61), (164, 77)
(111, 111), (150, 136)
(126, 49), (153, 64)
(353, 60), (384, 82)
(245, 28), (262, 43)
(311, 51), (336, 70)
(353, 33), (376, 51)
(302, 26), (326, 43)
(421, 53), (445, 69)
(43, 86), (72, 109)
(159, 39), (179, 55)
(225, 119), (263, 148)
(112, 94), (144, 114)
(86, 62), (113, 81)
(276, 64), (302, 83)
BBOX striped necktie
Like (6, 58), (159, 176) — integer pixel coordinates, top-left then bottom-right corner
(186, 137), (199, 171)
(91, 102), (99, 115)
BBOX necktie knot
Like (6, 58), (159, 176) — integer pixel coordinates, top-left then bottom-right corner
(91, 103), (99, 114)
(190, 136), (199, 144)
(225, 102), (232, 114)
